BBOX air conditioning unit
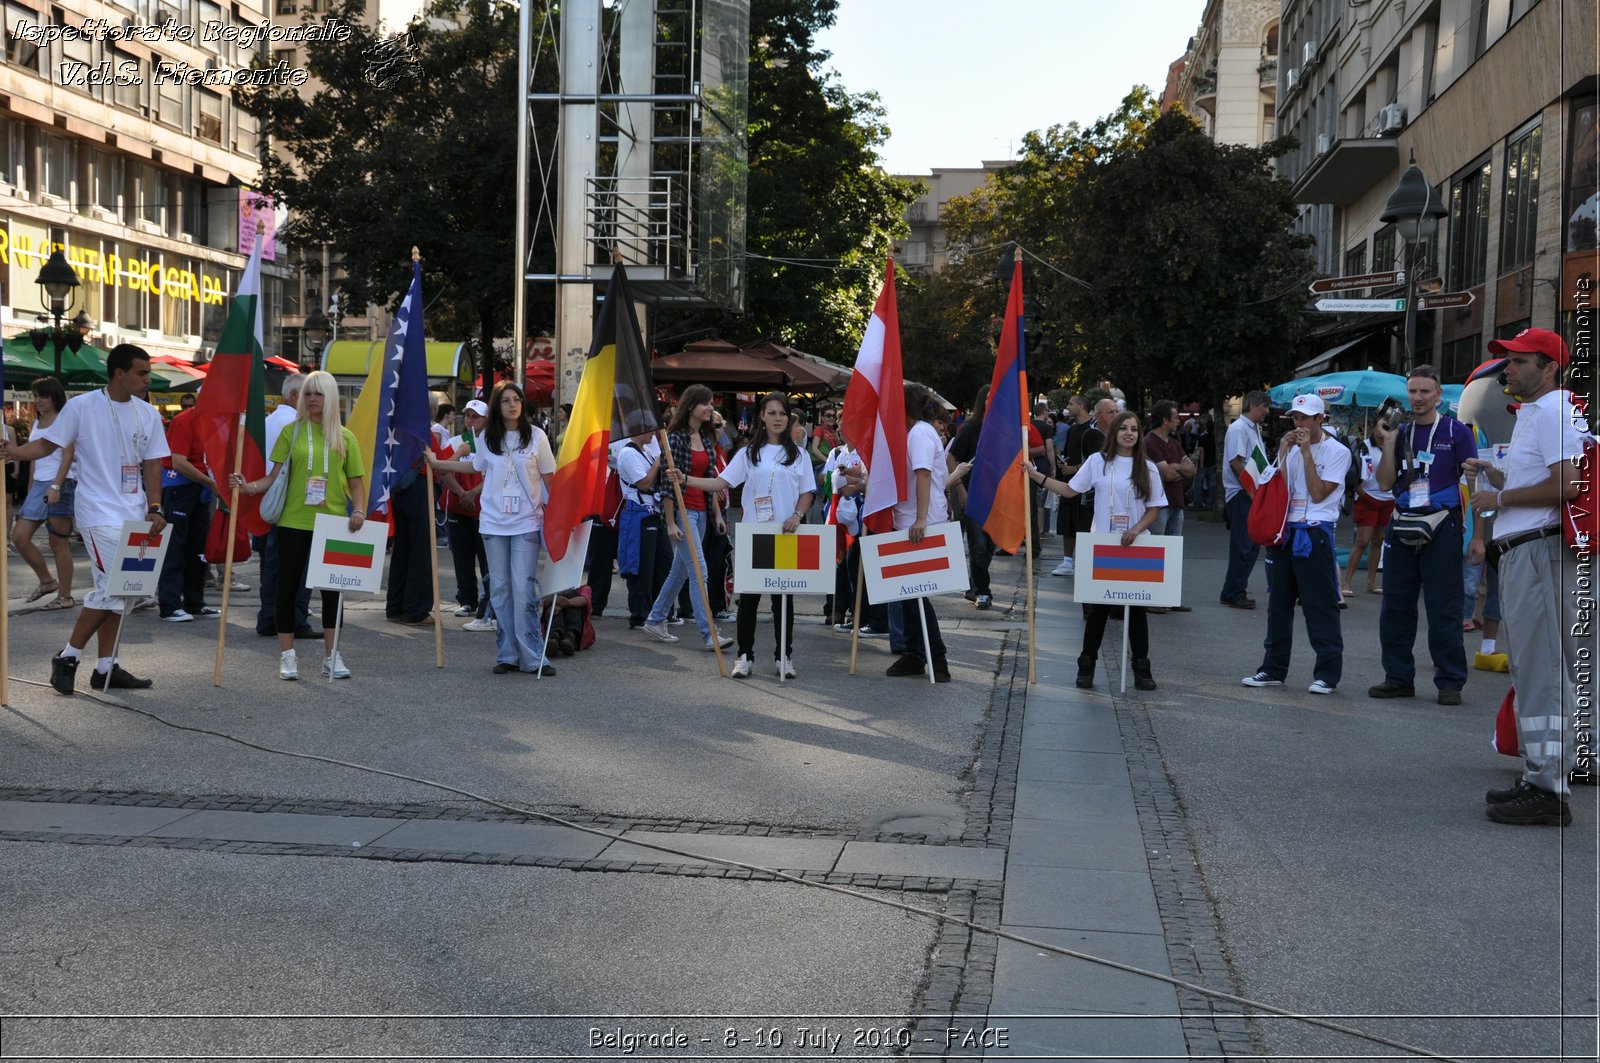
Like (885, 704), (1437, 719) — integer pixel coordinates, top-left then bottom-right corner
(1377, 102), (1407, 136)
(1286, 68), (1298, 91)
(1303, 41), (1315, 64)
(1316, 133), (1331, 154)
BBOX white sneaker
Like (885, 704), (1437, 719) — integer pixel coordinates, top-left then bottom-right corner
(132, 596), (158, 612)
(1308, 679), (1336, 695)
(463, 617), (497, 632)
(705, 634), (734, 650)
(641, 619), (680, 643)
(161, 609), (195, 623)
(230, 579), (250, 592)
(1240, 672), (1283, 687)
(776, 656), (797, 679)
(453, 604), (475, 618)
(730, 654), (753, 678)
(322, 652), (352, 679)
(1051, 558), (1075, 577)
(279, 650), (298, 681)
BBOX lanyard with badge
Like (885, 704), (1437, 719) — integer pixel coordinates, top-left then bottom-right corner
(751, 448), (779, 523)
(1108, 456), (1131, 532)
(500, 436), (542, 516)
(104, 390), (142, 493)
(1406, 420), (1440, 509)
(303, 426), (331, 506)
(1288, 444), (1312, 523)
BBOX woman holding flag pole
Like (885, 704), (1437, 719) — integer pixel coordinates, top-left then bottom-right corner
(230, 371), (365, 681)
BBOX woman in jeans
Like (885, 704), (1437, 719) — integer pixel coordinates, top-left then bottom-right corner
(12, 376), (77, 610)
(231, 371), (365, 681)
(429, 381), (557, 676)
(639, 385), (734, 652)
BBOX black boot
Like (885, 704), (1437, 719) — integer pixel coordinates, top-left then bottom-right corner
(1132, 657), (1157, 691)
(1076, 654), (1095, 689)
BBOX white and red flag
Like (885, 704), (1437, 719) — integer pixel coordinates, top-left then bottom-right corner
(840, 259), (908, 533)
(861, 521), (971, 603)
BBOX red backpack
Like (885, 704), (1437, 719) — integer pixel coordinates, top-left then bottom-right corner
(1247, 467), (1289, 547)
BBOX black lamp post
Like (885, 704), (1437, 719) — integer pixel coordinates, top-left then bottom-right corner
(302, 308), (330, 371)
(1380, 159), (1447, 375)
(33, 250), (84, 383)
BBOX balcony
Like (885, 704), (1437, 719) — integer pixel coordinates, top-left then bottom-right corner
(1259, 58), (1277, 89)
(1290, 137), (1399, 206)
(1190, 72), (1217, 115)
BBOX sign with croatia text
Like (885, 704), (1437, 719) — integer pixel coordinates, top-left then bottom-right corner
(861, 521), (971, 604)
(106, 521), (173, 597)
(1073, 533), (1184, 608)
(733, 523), (834, 594)
(306, 513), (389, 594)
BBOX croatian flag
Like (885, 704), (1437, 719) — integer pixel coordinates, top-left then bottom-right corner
(1091, 544), (1166, 583)
(876, 533), (954, 579)
(120, 556), (158, 572)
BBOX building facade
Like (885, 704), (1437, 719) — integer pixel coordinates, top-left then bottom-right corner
(894, 161), (1011, 275)
(1173, 0), (1280, 147)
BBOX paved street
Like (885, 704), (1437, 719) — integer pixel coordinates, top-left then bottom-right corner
(1, 515), (1595, 1061)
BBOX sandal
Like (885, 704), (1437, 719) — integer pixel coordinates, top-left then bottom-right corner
(25, 581), (58, 603)
(39, 596), (75, 610)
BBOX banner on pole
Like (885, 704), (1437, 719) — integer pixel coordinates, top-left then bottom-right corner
(1072, 533), (1185, 608)
(106, 521), (173, 597)
(306, 513), (390, 593)
(542, 520), (593, 594)
(861, 521), (970, 604)
(733, 523), (834, 594)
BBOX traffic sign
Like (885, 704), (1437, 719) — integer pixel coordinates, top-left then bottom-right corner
(1417, 290), (1475, 310)
(1314, 298), (1405, 313)
(1308, 270), (1405, 294)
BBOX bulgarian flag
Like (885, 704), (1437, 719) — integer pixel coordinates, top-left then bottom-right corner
(839, 259), (908, 534)
(193, 237), (269, 535)
(323, 537), (376, 569)
(543, 265), (660, 561)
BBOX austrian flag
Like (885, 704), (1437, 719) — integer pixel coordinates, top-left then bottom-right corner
(861, 520), (972, 604)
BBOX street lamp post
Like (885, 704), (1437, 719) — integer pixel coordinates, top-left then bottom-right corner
(1380, 157), (1447, 376)
(303, 308), (330, 371)
(33, 250), (84, 383)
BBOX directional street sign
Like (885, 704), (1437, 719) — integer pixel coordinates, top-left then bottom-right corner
(1308, 270), (1405, 294)
(1417, 290), (1476, 310)
(1314, 298), (1405, 313)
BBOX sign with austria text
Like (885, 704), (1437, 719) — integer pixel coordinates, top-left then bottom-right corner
(106, 521), (173, 597)
(861, 521), (971, 604)
(733, 523), (834, 594)
(306, 513), (390, 594)
(1072, 533), (1185, 608)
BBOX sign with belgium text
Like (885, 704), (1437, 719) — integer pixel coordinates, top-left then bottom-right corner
(733, 523), (834, 594)
(106, 521), (173, 597)
(306, 513), (390, 594)
(1073, 533), (1185, 608)
(861, 521), (971, 604)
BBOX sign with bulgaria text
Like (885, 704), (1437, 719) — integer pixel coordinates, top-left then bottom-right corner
(861, 521), (971, 604)
(733, 523), (834, 594)
(1072, 533), (1185, 608)
(106, 521), (173, 597)
(306, 513), (389, 594)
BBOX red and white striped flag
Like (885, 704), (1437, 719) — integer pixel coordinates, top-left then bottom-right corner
(840, 259), (908, 533)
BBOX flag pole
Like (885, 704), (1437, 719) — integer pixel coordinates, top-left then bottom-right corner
(214, 416), (246, 687)
(328, 592), (345, 685)
(917, 596), (936, 684)
(426, 463), (444, 668)
(1021, 458), (1037, 685)
(658, 429), (726, 676)
(848, 545), (866, 675)
(779, 594), (788, 685)
(1120, 604), (1131, 693)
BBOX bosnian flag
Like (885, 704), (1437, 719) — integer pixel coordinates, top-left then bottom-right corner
(839, 259), (908, 533)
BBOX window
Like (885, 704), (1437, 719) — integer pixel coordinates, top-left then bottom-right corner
(196, 0), (219, 50)
(1567, 98), (1598, 252)
(1448, 158), (1492, 290)
(58, 11), (93, 93)
(182, 179), (205, 240)
(196, 89), (223, 144)
(95, 150), (121, 212)
(1500, 123), (1540, 273)
(275, 0), (295, 12)
(139, 163), (165, 226)
(44, 135), (74, 200)
(233, 107), (259, 155)
(111, 47), (144, 112)
(1373, 225), (1398, 273)
(155, 57), (184, 127)
(1441, 334), (1481, 382)
(4, 2), (42, 72)
(0, 116), (16, 186)
(117, 248), (145, 330)
(1344, 243), (1367, 281)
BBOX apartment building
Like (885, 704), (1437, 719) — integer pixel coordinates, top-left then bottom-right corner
(1173, 0), (1280, 146)
(894, 161), (1012, 275)
(1282, 0), (1597, 379)
(0, 0), (295, 364)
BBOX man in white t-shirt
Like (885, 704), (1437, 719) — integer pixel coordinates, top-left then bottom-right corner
(1467, 328), (1590, 826)
(254, 374), (314, 639)
(3, 345), (170, 695)
(1220, 390), (1270, 608)
(1241, 394), (1350, 695)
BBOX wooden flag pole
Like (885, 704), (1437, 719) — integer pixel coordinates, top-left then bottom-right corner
(847, 544), (866, 675)
(214, 415), (247, 687)
(426, 463), (444, 668)
(1021, 459), (1037, 684)
(658, 429), (726, 676)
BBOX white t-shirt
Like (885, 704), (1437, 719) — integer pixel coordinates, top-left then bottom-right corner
(38, 389), (169, 529)
(893, 421), (950, 530)
(720, 442), (817, 522)
(1222, 415), (1264, 501)
(1280, 436), (1351, 524)
(1356, 439), (1392, 501)
(264, 403), (298, 471)
(1067, 453), (1166, 535)
(825, 444), (864, 533)
(471, 427), (557, 536)
(616, 440), (661, 511)
(1494, 390), (1591, 540)
(30, 418), (79, 483)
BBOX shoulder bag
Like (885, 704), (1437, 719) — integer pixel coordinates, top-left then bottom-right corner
(258, 421), (299, 524)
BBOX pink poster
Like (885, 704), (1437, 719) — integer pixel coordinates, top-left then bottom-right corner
(238, 189), (278, 262)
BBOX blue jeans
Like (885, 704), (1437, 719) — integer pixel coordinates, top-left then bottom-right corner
(1220, 491), (1259, 602)
(1258, 526), (1343, 687)
(648, 508), (711, 640)
(483, 530), (547, 670)
(1379, 509), (1466, 690)
(157, 482), (210, 615)
(1462, 555), (1501, 623)
(1150, 504), (1184, 538)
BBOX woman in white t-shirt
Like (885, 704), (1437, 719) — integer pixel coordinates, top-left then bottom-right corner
(885, 383), (955, 683)
(11, 377), (77, 609)
(428, 381), (557, 676)
(1030, 410), (1165, 691)
(676, 391), (816, 679)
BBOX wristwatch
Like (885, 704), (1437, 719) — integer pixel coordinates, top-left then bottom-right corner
(147, 504), (163, 515)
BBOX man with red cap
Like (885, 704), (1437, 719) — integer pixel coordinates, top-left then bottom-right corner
(1467, 328), (1589, 826)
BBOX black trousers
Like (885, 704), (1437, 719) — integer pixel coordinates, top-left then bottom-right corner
(275, 525), (341, 631)
(156, 482), (211, 615)
(385, 475), (433, 621)
(736, 593), (793, 659)
(1082, 603), (1148, 659)
(445, 512), (487, 611)
(626, 513), (672, 625)
(585, 522), (618, 616)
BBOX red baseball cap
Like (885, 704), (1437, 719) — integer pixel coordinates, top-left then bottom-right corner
(1488, 327), (1568, 366)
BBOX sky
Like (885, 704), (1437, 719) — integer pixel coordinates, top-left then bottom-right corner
(814, 0), (1204, 175)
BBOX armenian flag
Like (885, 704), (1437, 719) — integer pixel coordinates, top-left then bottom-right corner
(1091, 544), (1166, 583)
(965, 255), (1030, 553)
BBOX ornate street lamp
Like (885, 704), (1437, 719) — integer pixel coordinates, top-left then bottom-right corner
(302, 307), (330, 371)
(32, 251), (86, 382)
(1380, 158), (1447, 375)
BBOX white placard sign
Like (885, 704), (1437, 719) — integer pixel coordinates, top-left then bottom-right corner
(543, 520), (594, 593)
(1072, 533), (1185, 608)
(861, 521), (971, 604)
(106, 521), (174, 597)
(732, 523), (835, 594)
(306, 513), (390, 594)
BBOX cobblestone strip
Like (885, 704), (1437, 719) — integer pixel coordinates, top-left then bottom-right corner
(961, 631), (1023, 848)
(1115, 695), (1262, 1061)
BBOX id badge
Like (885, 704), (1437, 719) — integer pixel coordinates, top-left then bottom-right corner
(1408, 480), (1430, 508)
(1289, 496), (1309, 523)
(304, 476), (327, 507)
(752, 495), (775, 522)
(121, 464), (140, 493)
(1109, 514), (1130, 532)
(501, 493), (522, 516)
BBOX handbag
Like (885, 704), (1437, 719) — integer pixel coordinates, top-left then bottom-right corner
(1246, 467), (1289, 546)
(258, 421), (298, 524)
(1389, 508), (1449, 547)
